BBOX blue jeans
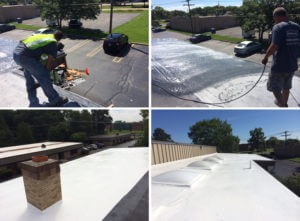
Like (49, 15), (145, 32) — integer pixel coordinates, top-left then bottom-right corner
(13, 53), (61, 107)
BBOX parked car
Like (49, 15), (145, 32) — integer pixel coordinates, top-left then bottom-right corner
(68, 19), (82, 29)
(152, 27), (166, 33)
(46, 19), (57, 27)
(234, 41), (262, 55)
(103, 33), (128, 54)
(88, 144), (98, 150)
(242, 29), (255, 39)
(32, 28), (56, 36)
(0, 24), (15, 33)
(190, 34), (211, 43)
(96, 143), (105, 148)
(81, 147), (90, 154)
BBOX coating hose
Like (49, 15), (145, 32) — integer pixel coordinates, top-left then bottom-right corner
(152, 65), (266, 106)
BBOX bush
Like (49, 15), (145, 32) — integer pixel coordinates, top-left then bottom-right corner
(70, 132), (87, 142)
(0, 169), (14, 180)
(279, 174), (300, 197)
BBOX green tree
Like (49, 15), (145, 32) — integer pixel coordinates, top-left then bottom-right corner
(70, 132), (87, 142)
(152, 128), (172, 142)
(136, 110), (148, 147)
(0, 114), (15, 147)
(33, 0), (100, 28)
(248, 128), (266, 151)
(91, 110), (112, 135)
(188, 118), (240, 153)
(48, 122), (71, 141)
(266, 136), (280, 148)
(16, 122), (35, 145)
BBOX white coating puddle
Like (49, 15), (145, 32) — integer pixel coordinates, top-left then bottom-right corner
(152, 38), (300, 107)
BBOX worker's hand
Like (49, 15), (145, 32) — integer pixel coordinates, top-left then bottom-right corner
(261, 57), (268, 65)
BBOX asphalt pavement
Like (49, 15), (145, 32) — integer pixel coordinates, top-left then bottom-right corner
(0, 30), (148, 107)
(23, 13), (139, 32)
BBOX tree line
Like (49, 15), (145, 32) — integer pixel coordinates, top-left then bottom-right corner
(0, 110), (112, 147)
(152, 0), (299, 42)
(152, 118), (300, 153)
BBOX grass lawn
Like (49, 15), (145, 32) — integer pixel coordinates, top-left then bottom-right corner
(9, 23), (44, 31)
(112, 11), (148, 44)
(289, 158), (300, 163)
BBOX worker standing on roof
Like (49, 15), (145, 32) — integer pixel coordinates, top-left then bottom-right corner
(262, 7), (300, 107)
(13, 31), (68, 107)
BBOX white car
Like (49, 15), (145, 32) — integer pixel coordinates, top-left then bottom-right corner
(32, 28), (56, 36)
(234, 41), (262, 55)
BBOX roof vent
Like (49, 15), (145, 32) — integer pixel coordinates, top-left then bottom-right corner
(203, 157), (221, 164)
(41, 144), (46, 148)
(187, 160), (218, 170)
(152, 170), (203, 187)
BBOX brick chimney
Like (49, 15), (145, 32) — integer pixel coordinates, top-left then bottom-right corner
(19, 156), (62, 210)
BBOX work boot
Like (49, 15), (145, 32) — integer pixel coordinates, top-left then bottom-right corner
(46, 96), (69, 107)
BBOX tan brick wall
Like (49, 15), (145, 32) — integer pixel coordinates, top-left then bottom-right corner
(0, 5), (40, 23)
(152, 142), (216, 165)
(170, 16), (238, 33)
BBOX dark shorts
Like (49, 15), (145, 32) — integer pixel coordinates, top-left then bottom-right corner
(267, 70), (294, 93)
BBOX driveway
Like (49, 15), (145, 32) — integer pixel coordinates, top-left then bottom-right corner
(152, 31), (300, 108)
(216, 26), (270, 40)
(23, 13), (139, 32)
(273, 160), (300, 178)
(0, 30), (148, 107)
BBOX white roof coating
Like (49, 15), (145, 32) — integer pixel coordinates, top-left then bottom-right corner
(0, 148), (148, 220)
(0, 142), (80, 159)
(151, 153), (300, 221)
(187, 160), (218, 170)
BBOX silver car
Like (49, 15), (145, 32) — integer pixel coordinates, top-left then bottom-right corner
(234, 41), (262, 55)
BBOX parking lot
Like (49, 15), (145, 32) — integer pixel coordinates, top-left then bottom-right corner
(23, 13), (139, 32)
(152, 31), (300, 108)
(0, 29), (148, 107)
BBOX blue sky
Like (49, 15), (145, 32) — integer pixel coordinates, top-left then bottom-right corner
(152, 110), (300, 143)
(152, 0), (243, 11)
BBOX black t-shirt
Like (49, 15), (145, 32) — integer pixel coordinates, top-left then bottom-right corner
(271, 21), (300, 73)
(14, 41), (57, 60)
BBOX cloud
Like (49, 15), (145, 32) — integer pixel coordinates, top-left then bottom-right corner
(109, 109), (143, 122)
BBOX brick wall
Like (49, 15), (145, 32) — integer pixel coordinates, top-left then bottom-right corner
(0, 5), (40, 23)
(170, 16), (238, 33)
(274, 145), (300, 158)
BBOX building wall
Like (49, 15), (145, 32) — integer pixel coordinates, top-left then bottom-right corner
(0, 5), (40, 23)
(152, 142), (216, 165)
(170, 16), (238, 33)
(131, 122), (143, 131)
(274, 145), (300, 158)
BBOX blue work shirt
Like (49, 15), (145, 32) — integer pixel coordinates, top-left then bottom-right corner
(13, 41), (57, 60)
(271, 21), (300, 73)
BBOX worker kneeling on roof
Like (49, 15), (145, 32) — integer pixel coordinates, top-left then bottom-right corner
(13, 31), (68, 107)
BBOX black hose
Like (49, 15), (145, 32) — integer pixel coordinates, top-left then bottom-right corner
(152, 65), (266, 106)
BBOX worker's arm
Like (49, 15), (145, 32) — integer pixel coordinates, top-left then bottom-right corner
(262, 43), (278, 65)
(45, 54), (55, 71)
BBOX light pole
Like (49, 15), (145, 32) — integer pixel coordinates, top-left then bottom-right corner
(109, 0), (115, 35)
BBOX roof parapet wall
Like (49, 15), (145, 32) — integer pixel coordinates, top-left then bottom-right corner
(152, 141), (216, 165)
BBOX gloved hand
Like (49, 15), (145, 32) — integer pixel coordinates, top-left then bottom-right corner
(57, 42), (64, 51)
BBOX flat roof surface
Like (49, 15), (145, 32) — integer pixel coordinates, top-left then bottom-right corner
(0, 147), (148, 220)
(0, 142), (81, 159)
(151, 153), (300, 221)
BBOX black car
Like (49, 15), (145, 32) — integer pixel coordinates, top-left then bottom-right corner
(96, 143), (105, 148)
(190, 34), (211, 43)
(103, 33), (128, 54)
(152, 27), (166, 33)
(68, 19), (82, 29)
(0, 24), (15, 33)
